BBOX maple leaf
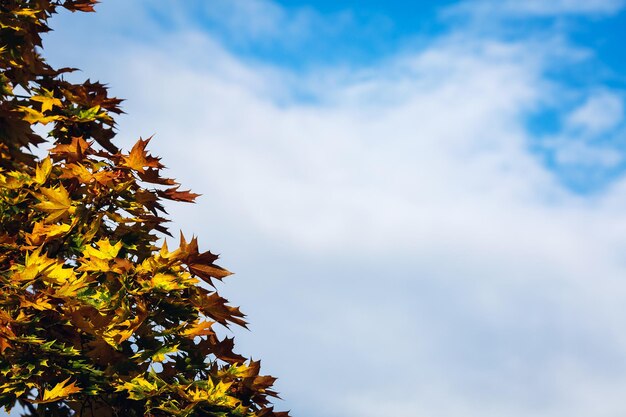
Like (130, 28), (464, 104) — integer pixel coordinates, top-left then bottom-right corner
(137, 168), (177, 185)
(0, 337), (12, 354)
(20, 295), (54, 311)
(189, 263), (233, 283)
(182, 380), (238, 407)
(34, 184), (75, 223)
(25, 222), (71, 246)
(84, 239), (122, 260)
(0, 72), (11, 95)
(115, 376), (158, 401)
(54, 273), (90, 298)
(182, 320), (216, 339)
(149, 273), (178, 290)
(195, 292), (247, 328)
(78, 239), (124, 273)
(12, 248), (55, 282)
(63, 0), (99, 13)
(34, 156), (52, 185)
(30, 93), (63, 113)
(60, 162), (94, 183)
(196, 335), (246, 364)
(122, 138), (163, 173)
(17, 106), (60, 125)
(157, 185), (200, 202)
(177, 233), (232, 285)
(50, 136), (91, 162)
(37, 378), (81, 403)
(101, 327), (135, 348)
(150, 344), (179, 363)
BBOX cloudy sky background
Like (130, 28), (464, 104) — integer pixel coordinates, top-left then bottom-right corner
(10, 0), (626, 416)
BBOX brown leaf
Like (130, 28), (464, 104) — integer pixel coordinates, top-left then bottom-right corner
(158, 185), (200, 202)
(178, 233), (231, 284)
(50, 136), (91, 162)
(197, 335), (246, 364)
(63, 0), (99, 13)
(137, 168), (178, 186)
(195, 292), (247, 328)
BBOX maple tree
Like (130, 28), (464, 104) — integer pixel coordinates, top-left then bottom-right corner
(0, 1), (288, 416)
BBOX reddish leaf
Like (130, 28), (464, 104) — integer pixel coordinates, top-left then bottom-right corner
(158, 185), (200, 202)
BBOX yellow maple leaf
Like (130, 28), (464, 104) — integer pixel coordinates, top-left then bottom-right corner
(182, 320), (215, 338)
(55, 274), (89, 298)
(115, 376), (157, 400)
(12, 248), (55, 282)
(187, 387), (211, 403)
(150, 273), (184, 291)
(13, 248), (75, 285)
(34, 184), (75, 223)
(12, 263), (41, 283)
(151, 344), (179, 362)
(17, 106), (60, 125)
(30, 94), (62, 113)
(20, 296), (54, 311)
(100, 304), (147, 348)
(0, 171), (29, 189)
(182, 380), (236, 406)
(79, 240), (122, 273)
(44, 262), (76, 285)
(38, 378), (81, 403)
(25, 222), (71, 246)
(34, 157), (52, 185)
(102, 327), (134, 348)
(77, 256), (109, 273)
(83, 239), (122, 260)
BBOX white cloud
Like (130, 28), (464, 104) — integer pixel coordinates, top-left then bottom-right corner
(535, 91), (626, 170)
(136, 0), (360, 55)
(448, 0), (626, 18)
(566, 91), (624, 135)
(164, 0), (313, 45)
(507, 0), (626, 15)
(19, 1), (626, 417)
(555, 141), (622, 166)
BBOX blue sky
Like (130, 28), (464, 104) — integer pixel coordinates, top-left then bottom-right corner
(5, 1), (626, 416)
(132, 0), (626, 193)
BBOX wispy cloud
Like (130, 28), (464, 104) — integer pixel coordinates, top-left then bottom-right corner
(448, 0), (626, 18)
(567, 91), (624, 134)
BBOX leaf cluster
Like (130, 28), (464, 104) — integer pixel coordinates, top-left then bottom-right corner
(0, 2), (288, 416)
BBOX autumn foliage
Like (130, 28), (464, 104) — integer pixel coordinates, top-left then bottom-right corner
(0, 1), (287, 416)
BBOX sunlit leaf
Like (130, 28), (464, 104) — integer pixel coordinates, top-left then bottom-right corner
(34, 157), (52, 184)
(37, 378), (81, 403)
(34, 184), (75, 222)
(17, 106), (60, 125)
(30, 94), (62, 113)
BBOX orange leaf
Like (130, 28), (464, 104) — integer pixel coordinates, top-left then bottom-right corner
(123, 137), (163, 173)
(50, 137), (91, 162)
